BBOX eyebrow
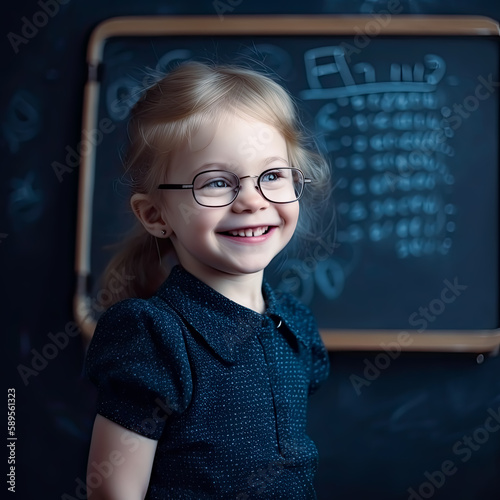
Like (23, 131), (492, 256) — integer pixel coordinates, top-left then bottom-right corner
(194, 162), (230, 173)
(262, 156), (290, 167)
(193, 157), (290, 174)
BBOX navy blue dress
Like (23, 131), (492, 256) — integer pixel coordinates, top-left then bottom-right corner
(86, 265), (329, 499)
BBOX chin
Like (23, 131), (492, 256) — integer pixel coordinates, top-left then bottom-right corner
(219, 260), (269, 276)
(226, 265), (266, 276)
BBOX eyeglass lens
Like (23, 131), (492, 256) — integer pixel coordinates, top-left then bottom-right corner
(192, 168), (304, 207)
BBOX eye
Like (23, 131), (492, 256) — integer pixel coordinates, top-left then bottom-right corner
(261, 169), (286, 183)
(206, 179), (230, 189)
(195, 171), (238, 190)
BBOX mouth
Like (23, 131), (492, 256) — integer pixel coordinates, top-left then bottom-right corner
(218, 226), (272, 238)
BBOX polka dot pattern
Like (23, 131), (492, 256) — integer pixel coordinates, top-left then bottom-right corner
(86, 266), (329, 499)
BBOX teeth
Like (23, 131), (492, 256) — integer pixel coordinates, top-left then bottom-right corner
(228, 226), (268, 237)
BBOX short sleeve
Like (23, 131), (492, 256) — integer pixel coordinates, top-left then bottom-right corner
(307, 314), (330, 396)
(85, 298), (193, 440)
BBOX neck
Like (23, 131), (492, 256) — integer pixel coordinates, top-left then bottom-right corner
(180, 263), (266, 313)
(213, 272), (266, 313)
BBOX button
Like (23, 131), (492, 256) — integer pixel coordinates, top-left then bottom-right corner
(262, 315), (283, 329)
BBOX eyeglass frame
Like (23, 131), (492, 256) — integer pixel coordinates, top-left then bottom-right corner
(157, 167), (311, 207)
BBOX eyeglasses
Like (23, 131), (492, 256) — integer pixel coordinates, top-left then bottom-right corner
(157, 167), (311, 207)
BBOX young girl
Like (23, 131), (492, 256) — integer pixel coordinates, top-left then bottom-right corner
(86, 61), (331, 499)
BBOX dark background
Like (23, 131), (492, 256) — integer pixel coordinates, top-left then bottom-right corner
(91, 33), (499, 332)
(2, 1), (500, 499)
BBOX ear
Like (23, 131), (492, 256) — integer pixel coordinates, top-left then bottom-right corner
(130, 193), (172, 238)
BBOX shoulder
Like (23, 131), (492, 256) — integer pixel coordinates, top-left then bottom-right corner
(97, 295), (180, 325)
(91, 296), (184, 342)
(86, 296), (193, 433)
(86, 295), (189, 374)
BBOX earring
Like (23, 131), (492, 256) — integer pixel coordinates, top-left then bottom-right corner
(161, 230), (166, 236)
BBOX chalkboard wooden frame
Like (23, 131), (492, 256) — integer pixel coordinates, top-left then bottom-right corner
(74, 15), (500, 353)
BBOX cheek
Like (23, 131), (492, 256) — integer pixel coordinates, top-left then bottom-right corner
(288, 203), (300, 227)
(174, 206), (225, 237)
(164, 196), (203, 230)
(278, 203), (300, 236)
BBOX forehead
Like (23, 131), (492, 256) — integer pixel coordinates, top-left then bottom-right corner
(195, 112), (283, 145)
(170, 113), (288, 174)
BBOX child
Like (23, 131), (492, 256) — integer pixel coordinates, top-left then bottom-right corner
(86, 61), (331, 499)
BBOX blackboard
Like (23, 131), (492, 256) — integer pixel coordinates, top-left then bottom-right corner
(74, 16), (500, 351)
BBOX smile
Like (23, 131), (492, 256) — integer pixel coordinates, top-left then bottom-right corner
(218, 226), (276, 239)
(224, 226), (270, 237)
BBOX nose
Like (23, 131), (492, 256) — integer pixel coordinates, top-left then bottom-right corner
(231, 176), (270, 213)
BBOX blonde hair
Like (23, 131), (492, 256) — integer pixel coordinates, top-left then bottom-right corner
(100, 61), (332, 304)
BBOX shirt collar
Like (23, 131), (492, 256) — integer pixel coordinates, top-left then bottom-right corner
(154, 266), (309, 363)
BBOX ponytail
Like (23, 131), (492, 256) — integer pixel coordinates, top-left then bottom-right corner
(99, 222), (173, 306)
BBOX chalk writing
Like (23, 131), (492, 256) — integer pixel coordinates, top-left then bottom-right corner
(301, 46), (445, 100)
